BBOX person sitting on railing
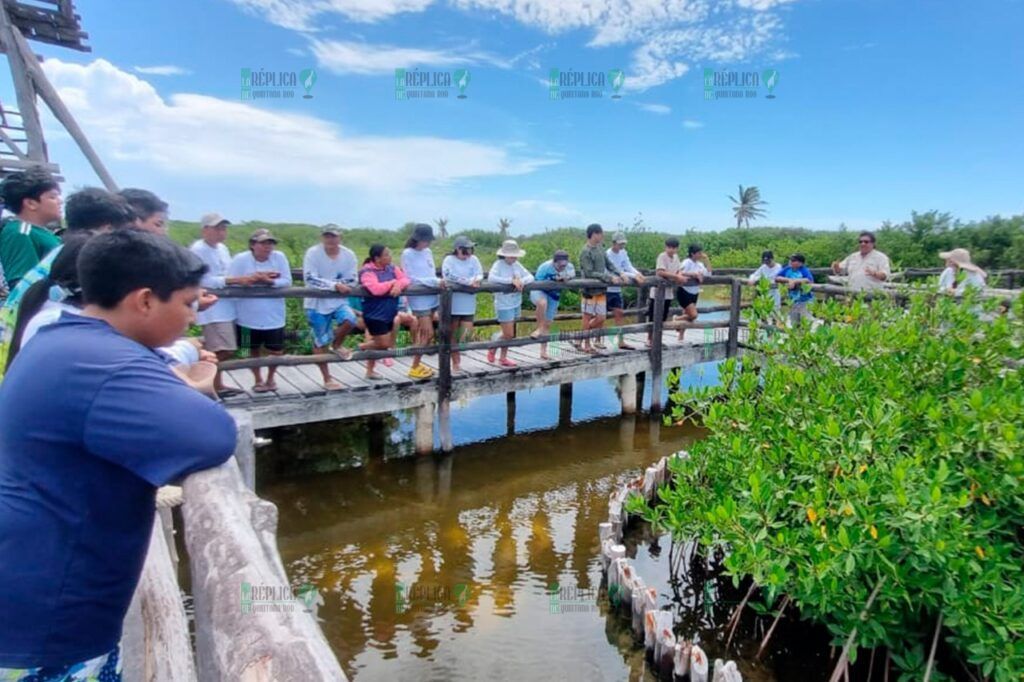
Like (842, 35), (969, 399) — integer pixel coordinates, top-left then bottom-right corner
(675, 243), (711, 339)
(228, 229), (292, 393)
(648, 237), (686, 346)
(487, 239), (534, 367)
(359, 244), (410, 380)
(747, 250), (783, 312)
(776, 253), (815, 327)
(531, 249), (575, 360)
(402, 223), (442, 380)
(442, 235), (483, 374)
(303, 224), (358, 391)
(606, 232), (645, 350)
(0, 229), (236, 681)
(578, 223), (623, 354)
(937, 248), (987, 295)
(831, 231), (890, 291)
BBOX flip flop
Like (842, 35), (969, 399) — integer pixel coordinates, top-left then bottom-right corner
(330, 347), (353, 361)
(366, 372), (386, 381)
(217, 387), (243, 398)
(252, 382), (272, 393)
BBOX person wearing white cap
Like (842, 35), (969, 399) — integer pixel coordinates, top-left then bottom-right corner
(938, 248), (987, 295)
(303, 224), (358, 390)
(487, 239), (533, 367)
(227, 229), (293, 392)
(605, 231), (645, 350)
(441, 235), (483, 374)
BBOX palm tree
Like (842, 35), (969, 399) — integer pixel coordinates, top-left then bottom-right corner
(435, 217), (449, 239)
(729, 185), (768, 228)
(497, 217), (512, 240)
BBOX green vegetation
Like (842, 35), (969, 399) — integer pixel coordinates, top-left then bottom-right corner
(629, 288), (1024, 680)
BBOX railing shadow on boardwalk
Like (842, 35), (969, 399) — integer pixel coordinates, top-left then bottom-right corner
(120, 275), (1019, 681)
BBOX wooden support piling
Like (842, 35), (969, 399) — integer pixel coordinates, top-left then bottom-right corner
(437, 289), (454, 452)
(649, 283), (666, 413)
(506, 391), (516, 436)
(414, 402), (435, 455)
(619, 373), (637, 415)
(558, 382), (573, 428)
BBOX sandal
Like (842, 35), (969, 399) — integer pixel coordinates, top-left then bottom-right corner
(382, 358), (394, 367)
(366, 372), (386, 381)
(324, 379), (344, 391)
(499, 358), (516, 367)
(252, 382), (272, 393)
(217, 387), (243, 398)
(330, 347), (353, 361)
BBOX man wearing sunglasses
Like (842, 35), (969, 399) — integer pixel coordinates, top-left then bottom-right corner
(831, 231), (890, 291)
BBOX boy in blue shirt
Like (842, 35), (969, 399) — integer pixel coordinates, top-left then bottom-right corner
(0, 230), (237, 680)
(776, 252), (815, 327)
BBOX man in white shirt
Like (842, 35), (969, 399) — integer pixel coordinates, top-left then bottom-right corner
(190, 213), (274, 396)
(303, 224), (358, 390)
(605, 232), (645, 349)
(227, 229), (293, 393)
(832, 231), (891, 291)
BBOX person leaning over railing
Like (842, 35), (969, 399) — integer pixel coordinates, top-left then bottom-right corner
(487, 239), (534, 367)
(648, 237), (685, 346)
(605, 231), (645, 350)
(747, 250), (783, 312)
(227, 229), (292, 393)
(675, 243), (710, 339)
(578, 223), (623, 353)
(937, 248), (987, 295)
(776, 253), (815, 327)
(302, 224), (359, 391)
(0, 229), (236, 681)
(441, 235), (483, 374)
(530, 249), (575, 360)
(401, 223), (442, 380)
(359, 244), (410, 380)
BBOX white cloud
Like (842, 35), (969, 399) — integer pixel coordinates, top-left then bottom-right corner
(227, 0), (433, 27)
(42, 59), (555, 190)
(310, 38), (505, 75)
(682, 119), (704, 129)
(133, 65), (192, 76)
(509, 199), (581, 218)
(636, 102), (671, 115)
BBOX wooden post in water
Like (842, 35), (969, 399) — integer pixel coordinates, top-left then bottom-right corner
(619, 373), (637, 415)
(437, 289), (454, 452)
(414, 403), (434, 455)
(367, 414), (386, 458)
(649, 282), (666, 413)
(558, 382), (573, 428)
(234, 412), (256, 490)
(727, 278), (742, 358)
(506, 391), (516, 436)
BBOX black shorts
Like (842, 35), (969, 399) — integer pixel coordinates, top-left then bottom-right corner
(237, 325), (285, 352)
(606, 291), (624, 311)
(364, 317), (393, 336)
(647, 297), (671, 323)
(676, 289), (699, 309)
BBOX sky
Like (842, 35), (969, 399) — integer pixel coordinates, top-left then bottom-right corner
(4, 0), (1023, 234)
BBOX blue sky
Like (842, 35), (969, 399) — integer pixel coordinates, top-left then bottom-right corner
(6, 0), (1022, 234)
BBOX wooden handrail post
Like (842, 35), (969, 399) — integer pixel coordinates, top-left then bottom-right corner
(437, 288), (453, 453)
(727, 278), (742, 358)
(649, 282), (666, 413)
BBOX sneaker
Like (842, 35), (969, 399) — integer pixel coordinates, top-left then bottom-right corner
(499, 358), (517, 367)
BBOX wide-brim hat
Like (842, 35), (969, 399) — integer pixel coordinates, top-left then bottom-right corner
(939, 248), (984, 274)
(496, 239), (526, 258)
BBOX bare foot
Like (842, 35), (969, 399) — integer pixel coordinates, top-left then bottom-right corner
(324, 379), (344, 391)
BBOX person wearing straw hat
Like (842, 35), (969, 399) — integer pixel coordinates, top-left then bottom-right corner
(487, 239), (533, 367)
(227, 229), (292, 393)
(938, 248), (987, 295)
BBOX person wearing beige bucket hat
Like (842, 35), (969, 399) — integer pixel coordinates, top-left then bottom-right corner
(487, 239), (533, 366)
(938, 248), (987, 295)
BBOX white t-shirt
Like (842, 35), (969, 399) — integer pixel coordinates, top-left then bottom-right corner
(605, 247), (640, 294)
(680, 258), (709, 295)
(227, 250), (292, 329)
(748, 263), (782, 287)
(651, 252), (681, 300)
(189, 240), (236, 325)
(401, 247), (439, 311)
(441, 254), (483, 316)
(302, 244), (357, 314)
(937, 267), (956, 292)
(956, 270), (986, 295)
(488, 259), (534, 311)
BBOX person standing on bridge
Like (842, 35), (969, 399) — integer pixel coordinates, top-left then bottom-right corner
(648, 237), (686, 345)
(0, 229), (236, 681)
(228, 229), (292, 393)
(606, 232), (645, 350)
(777, 253), (815, 326)
(831, 231), (891, 291)
(402, 223), (442, 380)
(487, 239), (534, 367)
(747, 250), (783, 312)
(0, 166), (62, 291)
(937, 248), (987, 295)
(578, 223), (623, 354)
(303, 225), (359, 391)
(675, 244), (710, 340)
(531, 250), (575, 360)
(442, 235), (483, 374)
(359, 244), (410, 380)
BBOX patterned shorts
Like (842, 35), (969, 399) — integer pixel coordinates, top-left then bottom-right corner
(0, 645), (121, 681)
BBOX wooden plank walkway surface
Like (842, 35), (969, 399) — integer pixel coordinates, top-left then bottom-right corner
(224, 328), (743, 429)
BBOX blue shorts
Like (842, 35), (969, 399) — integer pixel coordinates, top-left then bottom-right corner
(606, 291), (624, 311)
(306, 306), (358, 348)
(0, 645), (122, 681)
(529, 290), (559, 321)
(497, 307), (521, 323)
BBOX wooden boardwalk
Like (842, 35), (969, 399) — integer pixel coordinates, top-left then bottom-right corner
(222, 328), (742, 429)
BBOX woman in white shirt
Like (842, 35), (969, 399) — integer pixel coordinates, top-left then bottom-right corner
(487, 240), (534, 367)
(747, 250), (783, 312)
(938, 248), (987, 295)
(401, 224), (442, 380)
(441, 235), (483, 374)
(227, 229), (292, 392)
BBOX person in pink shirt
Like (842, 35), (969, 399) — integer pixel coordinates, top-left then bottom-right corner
(358, 244), (410, 380)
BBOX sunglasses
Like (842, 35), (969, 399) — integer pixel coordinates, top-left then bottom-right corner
(458, 247), (474, 253)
